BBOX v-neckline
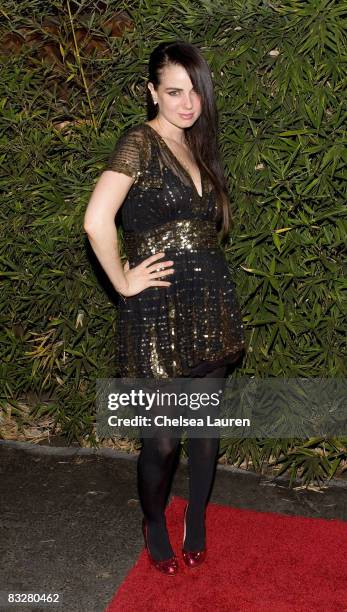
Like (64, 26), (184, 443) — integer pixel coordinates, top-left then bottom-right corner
(143, 122), (204, 199)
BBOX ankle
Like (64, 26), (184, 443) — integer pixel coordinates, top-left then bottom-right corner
(146, 516), (166, 529)
(144, 518), (174, 561)
(186, 504), (206, 524)
(183, 504), (206, 551)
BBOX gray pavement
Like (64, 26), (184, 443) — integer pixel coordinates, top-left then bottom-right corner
(0, 439), (346, 612)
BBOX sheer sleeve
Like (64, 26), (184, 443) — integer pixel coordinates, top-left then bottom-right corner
(104, 126), (148, 181)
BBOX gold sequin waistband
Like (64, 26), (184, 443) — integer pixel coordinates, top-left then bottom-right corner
(124, 219), (220, 260)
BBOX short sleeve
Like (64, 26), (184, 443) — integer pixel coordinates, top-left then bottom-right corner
(104, 126), (148, 181)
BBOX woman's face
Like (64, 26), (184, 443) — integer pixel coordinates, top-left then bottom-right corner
(148, 63), (202, 129)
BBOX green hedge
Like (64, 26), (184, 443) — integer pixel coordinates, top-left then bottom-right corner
(1, 0), (346, 486)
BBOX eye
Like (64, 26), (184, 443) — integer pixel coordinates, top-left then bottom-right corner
(168, 91), (179, 96)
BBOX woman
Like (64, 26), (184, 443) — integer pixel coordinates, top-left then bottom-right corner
(84, 41), (245, 575)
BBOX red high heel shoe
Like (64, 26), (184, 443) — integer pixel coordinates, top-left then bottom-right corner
(182, 503), (207, 567)
(142, 518), (179, 575)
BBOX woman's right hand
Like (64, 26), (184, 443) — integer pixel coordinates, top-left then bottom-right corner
(119, 252), (175, 298)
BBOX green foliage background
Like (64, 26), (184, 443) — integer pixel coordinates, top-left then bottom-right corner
(1, 0), (346, 485)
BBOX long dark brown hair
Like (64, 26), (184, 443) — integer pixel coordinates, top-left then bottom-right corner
(146, 40), (231, 240)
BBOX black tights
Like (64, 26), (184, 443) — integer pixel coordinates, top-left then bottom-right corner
(137, 365), (228, 560)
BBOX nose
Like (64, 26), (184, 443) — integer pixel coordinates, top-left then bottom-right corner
(182, 93), (194, 110)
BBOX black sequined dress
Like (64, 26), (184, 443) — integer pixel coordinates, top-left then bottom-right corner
(104, 123), (245, 379)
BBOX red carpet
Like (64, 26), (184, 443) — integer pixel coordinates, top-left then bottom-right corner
(106, 495), (347, 612)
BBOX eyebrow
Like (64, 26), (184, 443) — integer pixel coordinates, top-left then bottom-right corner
(164, 87), (196, 91)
